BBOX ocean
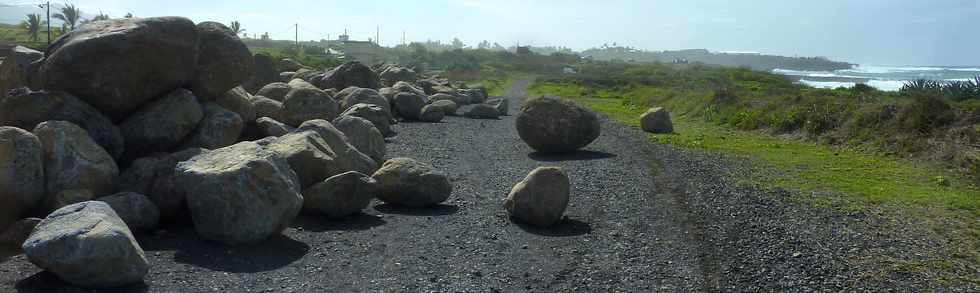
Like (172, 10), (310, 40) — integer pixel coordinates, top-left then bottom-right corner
(772, 65), (980, 91)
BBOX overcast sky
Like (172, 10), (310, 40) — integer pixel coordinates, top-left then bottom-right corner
(2, 0), (978, 66)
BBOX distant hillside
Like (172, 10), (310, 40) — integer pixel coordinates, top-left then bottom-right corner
(581, 47), (853, 72)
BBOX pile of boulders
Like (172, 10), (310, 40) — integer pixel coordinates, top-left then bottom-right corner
(0, 16), (460, 288)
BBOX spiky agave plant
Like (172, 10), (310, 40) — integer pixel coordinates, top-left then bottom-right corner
(901, 79), (940, 94)
(941, 81), (974, 101)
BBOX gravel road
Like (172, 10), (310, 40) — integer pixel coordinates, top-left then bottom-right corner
(0, 80), (963, 292)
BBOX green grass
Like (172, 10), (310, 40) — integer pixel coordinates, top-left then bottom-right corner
(529, 81), (980, 282)
(480, 75), (512, 97)
(529, 82), (979, 216)
(0, 25), (63, 50)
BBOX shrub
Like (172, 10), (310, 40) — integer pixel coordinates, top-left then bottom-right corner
(898, 95), (955, 134)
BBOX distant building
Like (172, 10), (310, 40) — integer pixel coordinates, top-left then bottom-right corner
(324, 34), (383, 65)
(562, 66), (577, 74)
(516, 46), (532, 55)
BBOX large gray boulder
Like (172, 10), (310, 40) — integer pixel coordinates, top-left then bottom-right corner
(340, 103), (395, 138)
(430, 100), (459, 116)
(244, 53), (278, 93)
(371, 158), (452, 207)
(10, 45), (43, 81)
(34, 121), (118, 205)
(379, 66), (418, 87)
(0, 55), (19, 99)
(428, 93), (458, 104)
(303, 171), (378, 218)
(280, 86), (339, 127)
(0, 127), (44, 232)
(279, 58), (305, 72)
(216, 86), (257, 124)
(317, 61), (381, 90)
(458, 88), (485, 104)
(265, 131), (345, 188)
(179, 102), (244, 150)
(394, 92), (426, 121)
(256, 82), (291, 102)
(504, 167), (570, 226)
(640, 107), (674, 134)
(190, 22), (253, 99)
(175, 142), (303, 245)
(463, 104), (500, 119)
(252, 95), (283, 121)
(392, 81), (427, 97)
(485, 98), (509, 116)
(23, 201), (148, 288)
(37, 17), (199, 120)
(332, 115), (386, 163)
(515, 96), (600, 153)
(0, 90), (124, 159)
(337, 87), (391, 115)
(255, 117), (295, 137)
(119, 88), (204, 159)
(116, 148), (206, 223)
(97, 192), (160, 233)
(296, 120), (379, 175)
(293, 68), (322, 83)
(419, 105), (445, 123)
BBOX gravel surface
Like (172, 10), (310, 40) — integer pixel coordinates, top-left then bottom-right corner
(0, 80), (967, 292)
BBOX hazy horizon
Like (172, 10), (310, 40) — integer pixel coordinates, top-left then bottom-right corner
(2, 0), (978, 67)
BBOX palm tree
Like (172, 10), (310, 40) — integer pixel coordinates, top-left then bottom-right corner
(81, 11), (109, 24)
(53, 3), (82, 32)
(229, 21), (245, 36)
(22, 14), (43, 42)
(124, 13), (133, 18)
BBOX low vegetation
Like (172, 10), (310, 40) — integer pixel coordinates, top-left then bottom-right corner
(526, 61), (979, 283)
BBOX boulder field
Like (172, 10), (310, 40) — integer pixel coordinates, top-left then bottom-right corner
(0, 15), (596, 289)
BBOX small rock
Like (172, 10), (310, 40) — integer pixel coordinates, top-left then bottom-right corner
(485, 98), (509, 116)
(640, 107), (674, 134)
(463, 104), (500, 119)
(505, 167), (570, 226)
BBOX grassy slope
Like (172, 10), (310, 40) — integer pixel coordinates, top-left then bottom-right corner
(528, 81), (979, 284)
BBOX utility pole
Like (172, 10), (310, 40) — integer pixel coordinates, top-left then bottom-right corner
(402, 30), (406, 46)
(376, 26), (380, 45)
(38, 2), (51, 46)
(294, 23), (299, 48)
